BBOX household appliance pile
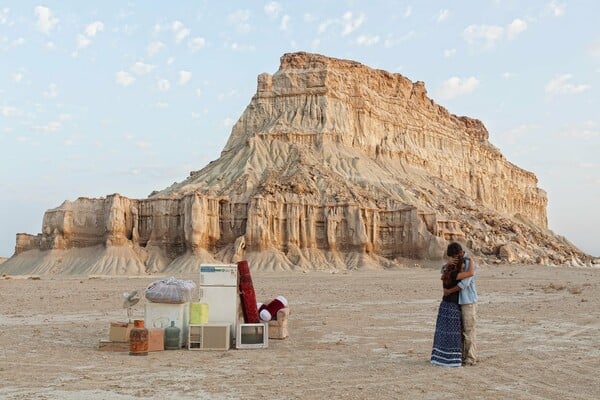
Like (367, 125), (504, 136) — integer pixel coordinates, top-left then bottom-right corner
(98, 260), (289, 353)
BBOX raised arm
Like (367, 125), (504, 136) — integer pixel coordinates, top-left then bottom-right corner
(456, 257), (476, 280)
(456, 258), (476, 280)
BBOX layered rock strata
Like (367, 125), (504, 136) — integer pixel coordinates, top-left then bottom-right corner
(1, 52), (591, 275)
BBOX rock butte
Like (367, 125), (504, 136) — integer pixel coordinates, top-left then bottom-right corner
(1, 52), (591, 275)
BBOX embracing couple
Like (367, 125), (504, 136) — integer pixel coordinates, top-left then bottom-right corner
(431, 242), (478, 367)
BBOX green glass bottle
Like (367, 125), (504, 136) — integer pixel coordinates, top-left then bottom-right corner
(164, 320), (181, 350)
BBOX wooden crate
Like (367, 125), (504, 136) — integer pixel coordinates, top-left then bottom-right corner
(108, 321), (133, 342)
(98, 339), (129, 352)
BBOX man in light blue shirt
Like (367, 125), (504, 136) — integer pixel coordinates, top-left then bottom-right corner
(443, 242), (478, 366)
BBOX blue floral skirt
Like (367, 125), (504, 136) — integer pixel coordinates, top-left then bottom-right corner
(431, 300), (463, 367)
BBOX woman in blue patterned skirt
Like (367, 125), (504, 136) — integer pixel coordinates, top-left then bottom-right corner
(431, 246), (474, 367)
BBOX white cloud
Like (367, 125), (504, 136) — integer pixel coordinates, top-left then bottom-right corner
(113, 24), (138, 36)
(16, 135), (33, 143)
(135, 141), (152, 149)
(131, 62), (155, 75)
(463, 24), (504, 49)
(355, 35), (379, 46)
(545, 74), (590, 95)
(560, 121), (599, 140)
(577, 162), (598, 169)
(464, 18), (527, 49)
(318, 12), (365, 36)
(402, 6), (412, 19)
(12, 37), (25, 48)
(116, 70), (135, 86)
(34, 6), (58, 34)
(1, 106), (20, 117)
(85, 21), (104, 37)
(548, 1), (566, 17)
(589, 40), (600, 58)
(304, 13), (316, 23)
(13, 72), (24, 82)
(229, 42), (255, 52)
(178, 70), (192, 85)
(437, 9), (450, 23)
(45, 41), (55, 50)
(318, 19), (334, 35)
(499, 124), (537, 145)
(228, 9), (251, 34)
(122, 135), (155, 153)
(147, 41), (165, 56)
(218, 89), (239, 101)
(223, 117), (234, 127)
(195, 88), (202, 97)
(341, 12), (365, 36)
(166, 57), (175, 65)
(43, 83), (58, 98)
(34, 120), (61, 133)
(502, 72), (514, 79)
(157, 79), (171, 91)
(264, 2), (281, 19)
(76, 33), (91, 49)
(0, 8), (10, 25)
(444, 48), (456, 58)
(74, 20), (106, 52)
(172, 20), (190, 43)
(436, 76), (480, 100)
(188, 37), (206, 52)
(280, 15), (290, 31)
(384, 31), (414, 48)
(155, 102), (169, 109)
(507, 19), (527, 40)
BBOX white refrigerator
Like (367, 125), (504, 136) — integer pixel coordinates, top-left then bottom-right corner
(198, 264), (239, 343)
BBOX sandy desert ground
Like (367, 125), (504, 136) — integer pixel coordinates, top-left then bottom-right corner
(1, 263), (599, 399)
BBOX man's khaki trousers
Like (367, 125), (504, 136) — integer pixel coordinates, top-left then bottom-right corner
(461, 303), (477, 365)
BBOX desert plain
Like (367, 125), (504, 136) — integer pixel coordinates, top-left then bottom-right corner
(1, 262), (599, 400)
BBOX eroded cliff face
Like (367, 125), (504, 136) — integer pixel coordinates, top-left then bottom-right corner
(226, 53), (547, 227)
(1, 52), (591, 275)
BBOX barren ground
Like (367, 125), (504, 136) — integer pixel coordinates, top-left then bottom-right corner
(1, 264), (599, 399)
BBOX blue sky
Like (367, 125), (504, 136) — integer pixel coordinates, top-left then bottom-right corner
(0, 1), (598, 258)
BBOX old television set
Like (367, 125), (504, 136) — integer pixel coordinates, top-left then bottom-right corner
(236, 323), (268, 349)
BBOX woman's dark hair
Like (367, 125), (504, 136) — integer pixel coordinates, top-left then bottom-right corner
(446, 242), (463, 257)
(443, 242), (465, 285)
(442, 256), (465, 286)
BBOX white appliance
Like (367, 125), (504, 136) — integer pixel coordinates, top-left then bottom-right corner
(198, 264), (239, 344)
(144, 302), (189, 347)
